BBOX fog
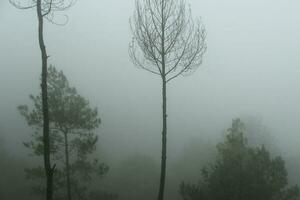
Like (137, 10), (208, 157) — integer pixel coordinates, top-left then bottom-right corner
(1, 0), (300, 200)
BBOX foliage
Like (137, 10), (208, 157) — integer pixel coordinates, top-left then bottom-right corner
(18, 65), (109, 200)
(180, 119), (300, 200)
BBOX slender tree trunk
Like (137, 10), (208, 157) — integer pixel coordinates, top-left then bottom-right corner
(158, 1), (167, 199)
(37, 1), (54, 200)
(158, 76), (167, 200)
(64, 132), (72, 200)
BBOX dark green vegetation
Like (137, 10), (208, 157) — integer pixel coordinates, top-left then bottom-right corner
(1, 116), (300, 200)
(17, 66), (114, 200)
(180, 119), (300, 200)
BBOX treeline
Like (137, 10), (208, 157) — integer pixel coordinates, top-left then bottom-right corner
(1, 101), (300, 200)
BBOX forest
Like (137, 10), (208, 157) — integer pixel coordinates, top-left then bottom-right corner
(1, 0), (300, 200)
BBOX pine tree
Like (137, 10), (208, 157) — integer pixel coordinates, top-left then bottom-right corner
(19, 65), (108, 200)
(180, 119), (300, 200)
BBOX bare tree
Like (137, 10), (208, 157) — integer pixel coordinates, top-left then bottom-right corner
(10, 1), (76, 200)
(129, 0), (207, 200)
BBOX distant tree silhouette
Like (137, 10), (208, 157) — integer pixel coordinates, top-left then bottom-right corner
(164, 138), (216, 199)
(0, 137), (5, 199)
(10, 1), (76, 199)
(129, 1), (206, 199)
(180, 119), (300, 200)
(241, 116), (279, 153)
(112, 155), (159, 200)
(0, 138), (37, 200)
(89, 191), (118, 200)
(18, 66), (109, 200)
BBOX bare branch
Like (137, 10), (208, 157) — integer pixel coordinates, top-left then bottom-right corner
(9, 0), (37, 9)
(42, 0), (53, 16)
(10, 0), (76, 24)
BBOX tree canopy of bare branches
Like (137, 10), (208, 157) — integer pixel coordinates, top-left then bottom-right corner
(129, 0), (206, 83)
(9, 0), (76, 24)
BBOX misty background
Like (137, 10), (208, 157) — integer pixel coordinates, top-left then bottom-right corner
(1, 0), (300, 199)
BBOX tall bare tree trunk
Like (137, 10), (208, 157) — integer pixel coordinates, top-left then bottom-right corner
(158, 76), (167, 200)
(37, 1), (54, 199)
(64, 132), (72, 200)
(129, 1), (206, 200)
(158, 2), (167, 198)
